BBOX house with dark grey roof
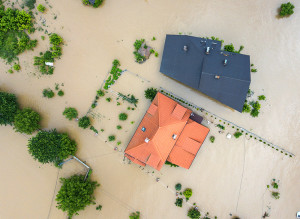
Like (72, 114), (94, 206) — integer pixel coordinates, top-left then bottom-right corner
(160, 34), (251, 112)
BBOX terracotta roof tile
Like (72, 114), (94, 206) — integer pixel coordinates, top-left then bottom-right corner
(172, 104), (187, 120)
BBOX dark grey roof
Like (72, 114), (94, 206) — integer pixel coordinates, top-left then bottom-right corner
(160, 34), (251, 112)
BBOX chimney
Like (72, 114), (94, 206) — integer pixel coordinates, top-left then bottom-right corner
(224, 59), (228, 66)
(206, 47), (210, 54)
(141, 127), (146, 132)
(145, 138), (150, 143)
(172, 134), (177, 140)
(183, 45), (188, 52)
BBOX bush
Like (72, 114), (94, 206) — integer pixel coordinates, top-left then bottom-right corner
(224, 44), (235, 52)
(93, 0), (104, 7)
(187, 207), (201, 219)
(37, 4), (46, 12)
(129, 211), (140, 219)
(272, 191), (280, 199)
(43, 88), (55, 98)
(78, 116), (91, 129)
(49, 33), (63, 46)
(144, 87), (158, 101)
(242, 103), (251, 113)
(183, 188), (193, 201)
(82, 0), (89, 5)
(106, 97), (111, 102)
(28, 129), (77, 166)
(0, 91), (19, 125)
(108, 135), (115, 141)
(119, 113), (128, 121)
(175, 198), (183, 207)
(210, 136), (215, 143)
(97, 89), (105, 97)
(96, 205), (102, 211)
(90, 126), (98, 134)
(14, 108), (40, 134)
(56, 174), (99, 218)
(165, 161), (179, 167)
(13, 64), (20, 71)
(116, 125), (122, 130)
(217, 124), (225, 130)
(279, 2), (294, 17)
(175, 183), (182, 191)
(63, 107), (78, 120)
(58, 90), (64, 96)
(258, 95), (266, 101)
(234, 132), (242, 138)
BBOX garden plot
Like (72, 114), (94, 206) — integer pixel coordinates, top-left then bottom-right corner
(87, 71), (153, 151)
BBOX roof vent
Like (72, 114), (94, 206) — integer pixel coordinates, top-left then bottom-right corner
(224, 59), (228, 66)
(141, 127), (146, 132)
(215, 75), (220, 79)
(183, 45), (188, 52)
(206, 47), (210, 54)
(172, 134), (177, 140)
(145, 138), (150, 143)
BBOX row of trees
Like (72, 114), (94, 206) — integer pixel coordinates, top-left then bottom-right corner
(0, 90), (99, 218)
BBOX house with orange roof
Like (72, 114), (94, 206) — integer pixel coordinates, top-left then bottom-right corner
(124, 92), (210, 171)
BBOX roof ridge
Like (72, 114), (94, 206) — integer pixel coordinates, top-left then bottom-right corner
(201, 71), (250, 82)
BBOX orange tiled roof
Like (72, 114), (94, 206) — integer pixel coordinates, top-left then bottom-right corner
(125, 92), (209, 170)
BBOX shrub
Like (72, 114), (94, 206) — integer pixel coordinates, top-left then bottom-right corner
(106, 97), (111, 102)
(187, 207), (201, 219)
(13, 64), (20, 71)
(272, 191), (280, 199)
(134, 39), (145, 51)
(78, 116), (91, 129)
(90, 126), (98, 134)
(279, 2), (294, 17)
(234, 132), (242, 138)
(129, 211), (140, 219)
(117, 141), (121, 145)
(97, 89), (105, 97)
(24, 0), (36, 9)
(8, 69), (13, 74)
(82, 0), (89, 5)
(108, 135), (115, 141)
(175, 183), (182, 191)
(118, 93), (139, 106)
(58, 90), (64, 96)
(14, 108), (40, 134)
(250, 109), (259, 117)
(116, 125), (122, 130)
(224, 44), (235, 52)
(56, 174), (99, 218)
(0, 91), (19, 125)
(43, 88), (55, 98)
(119, 113), (128, 121)
(242, 103), (251, 113)
(155, 52), (159, 57)
(37, 4), (46, 12)
(50, 33), (63, 46)
(210, 136), (215, 143)
(165, 161), (179, 167)
(28, 129), (77, 166)
(152, 37), (156, 41)
(63, 107), (78, 120)
(93, 0), (104, 7)
(183, 188), (193, 201)
(144, 88), (158, 101)
(175, 198), (183, 207)
(217, 124), (225, 130)
(258, 95), (266, 101)
(96, 205), (102, 211)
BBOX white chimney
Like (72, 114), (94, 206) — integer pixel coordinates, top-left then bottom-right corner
(172, 134), (177, 140)
(206, 47), (210, 54)
(145, 138), (150, 143)
(224, 59), (228, 66)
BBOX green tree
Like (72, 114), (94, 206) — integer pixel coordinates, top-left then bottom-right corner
(187, 207), (201, 219)
(224, 44), (235, 52)
(175, 198), (183, 207)
(183, 188), (193, 201)
(37, 4), (46, 12)
(28, 129), (77, 166)
(43, 88), (55, 98)
(14, 108), (40, 134)
(144, 87), (158, 101)
(129, 211), (140, 219)
(234, 132), (242, 139)
(108, 135), (115, 141)
(0, 91), (19, 125)
(56, 174), (99, 218)
(175, 183), (182, 191)
(78, 116), (91, 129)
(119, 113), (128, 121)
(279, 2), (294, 17)
(63, 107), (78, 120)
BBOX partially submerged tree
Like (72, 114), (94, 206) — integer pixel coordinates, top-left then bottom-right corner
(0, 91), (19, 125)
(63, 107), (78, 120)
(27, 129), (77, 166)
(183, 188), (193, 201)
(187, 207), (201, 219)
(78, 116), (91, 129)
(119, 113), (128, 121)
(56, 174), (99, 218)
(279, 2), (294, 17)
(144, 87), (158, 101)
(129, 211), (140, 219)
(14, 108), (40, 134)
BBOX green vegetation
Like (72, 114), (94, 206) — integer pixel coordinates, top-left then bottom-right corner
(272, 191), (280, 199)
(133, 39), (146, 63)
(144, 87), (158, 101)
(129, 211), (140, 219)
(58, 90), (64, 96)
(242, 102), (251, 113)
(152, 36), (156, 41)
(0, 91), (19, 125)
(175, 183), (182, 191)
(63, 107), (78, 120)
(106, 97), (111, 102)
(13, 64), (20, 71)
(116, 125), (122, 130)
(14, 108), (40, 134)
(28, 129), (77, 166)
(103, 59), (122, 90)
(56, 174), (99, 218)
(251, 68), (257, 72)
(175, 198), (183, 207)
(165, 161), (179, 167)
(210, 136), (215, 143)
(43, 88), (55, 98)
(8, 69), (13, 74)
(97, 89), (105, 97)
(78, 116), (91, 129)
(234, 132), (242, 139)
(217, 124), (225, 130)
(250, 101), (261, 117)
(90, 126), (98, 134)
(118, 93), (138, 106)
(96, 205), (102, 211)
(117, 141), (121, 145)
(119, 113), (128, 121)
(223, 44), (244, 54)
(82, 0), (104, 8)
(258, 95), (266, 100)
(0, 6), (37, 62)
(183, 188), (193, 201)
(37, 4), (46, 12)
(24, 0), (36, 9)
(108, 135), (115, 141)
(187, 207), (201, 219)
(279, 2), (294, 17)
(34, 33), (63, 75)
